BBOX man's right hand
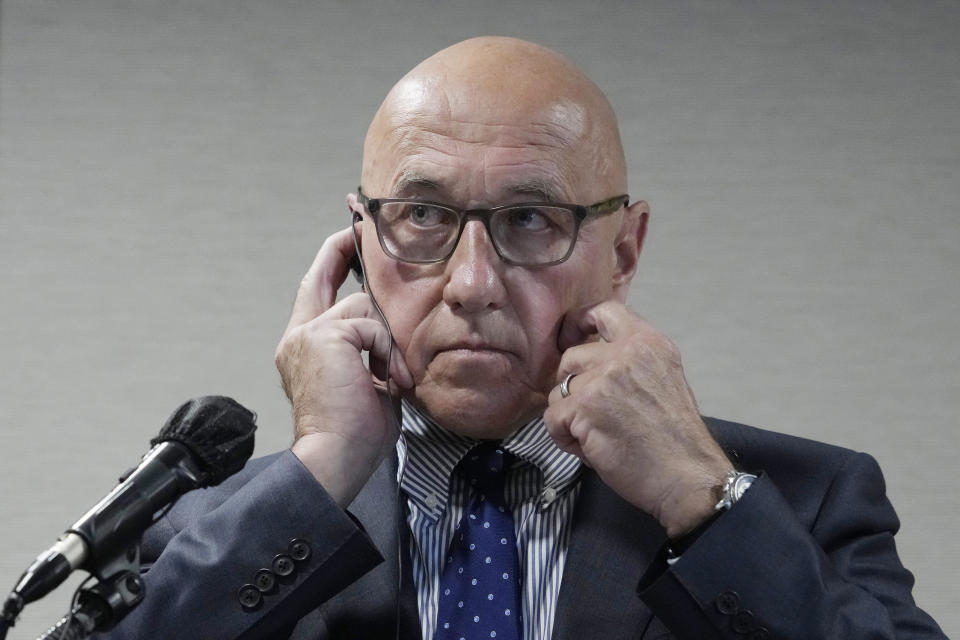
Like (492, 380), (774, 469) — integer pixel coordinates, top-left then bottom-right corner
(274, 227), (413, 508)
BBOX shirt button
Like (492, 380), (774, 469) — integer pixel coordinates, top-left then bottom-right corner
(715, 590), (740, 615)
(272, 554), (295, 577)
(254, 569), (276, 593)
(237, 584), (262, 609)
(425, 493), (440, 510)
(288, 538), (311, 562)
(541, 487), (558, 504)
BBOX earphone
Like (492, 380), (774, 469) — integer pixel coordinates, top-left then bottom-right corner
(349, 210), (365, 284)
(349, 206), (409, 639)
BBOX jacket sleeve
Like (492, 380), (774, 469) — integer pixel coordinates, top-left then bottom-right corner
(638, 452), (946, 639)
(94, 450), (384, 640)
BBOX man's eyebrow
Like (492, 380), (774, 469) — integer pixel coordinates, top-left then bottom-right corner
(506, 179), (561, 202)
(393, 173), (444, 197)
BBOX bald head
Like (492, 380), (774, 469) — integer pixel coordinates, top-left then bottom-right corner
(361, 37), (627, 202)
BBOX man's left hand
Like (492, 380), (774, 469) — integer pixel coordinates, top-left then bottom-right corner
(544, 301), (732, 539)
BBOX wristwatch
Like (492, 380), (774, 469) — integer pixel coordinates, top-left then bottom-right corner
(666, 470), (757, 565)
(715, 470), (757, 511)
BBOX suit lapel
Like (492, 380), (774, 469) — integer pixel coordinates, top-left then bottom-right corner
(350, 456), (423, 639)
(307, 462), (666, 639)
(291, 457), (421, 639)
(551, 470), (665, 640)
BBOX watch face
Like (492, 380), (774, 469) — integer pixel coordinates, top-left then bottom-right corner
(731, 474), (756, 501)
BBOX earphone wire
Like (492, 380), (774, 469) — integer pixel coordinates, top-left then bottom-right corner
(350, 214), (408, 640)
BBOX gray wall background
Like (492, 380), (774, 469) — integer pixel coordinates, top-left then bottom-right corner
(1, 1), (957, 637)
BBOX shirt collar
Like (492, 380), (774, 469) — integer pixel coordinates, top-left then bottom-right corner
(397, 400), (582, 521)
(501, 417), (582, 492)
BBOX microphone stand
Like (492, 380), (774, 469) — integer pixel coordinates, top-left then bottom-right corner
(1, 395), (257, 639)
(34, 544), (145, 640)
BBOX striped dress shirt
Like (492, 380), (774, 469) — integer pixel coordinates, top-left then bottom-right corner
(398, 401), (583, 640)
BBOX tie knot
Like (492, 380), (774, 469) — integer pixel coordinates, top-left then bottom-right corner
(460, 442), (511, 492)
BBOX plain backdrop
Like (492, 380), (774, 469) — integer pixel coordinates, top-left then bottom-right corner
(1, 1), (957, 637)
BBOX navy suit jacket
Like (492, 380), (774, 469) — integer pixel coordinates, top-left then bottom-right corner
(96, 418), (945, 639)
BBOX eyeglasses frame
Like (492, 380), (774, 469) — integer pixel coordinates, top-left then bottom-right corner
(356, 186), (629, 267)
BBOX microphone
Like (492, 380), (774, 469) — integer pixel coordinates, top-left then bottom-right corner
(1, 396), (257, 627)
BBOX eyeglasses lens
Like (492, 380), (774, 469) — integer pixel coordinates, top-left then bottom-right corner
(376, 202), (577, 266)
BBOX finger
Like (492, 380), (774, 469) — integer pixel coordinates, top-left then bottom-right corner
(543, 403), (585, 459)
(369, 343), (415, 391)
(322, 315), (414, 390)
(547, 376), (572, 405)
(384, 341), (415, 390)
(557, 300), (646, 351)
(334, 317), (395, 370)
(287, 227), (360, 331)
(375, 384), (403, 430)
(546, 366), (596, 405)
(554, 340), (615, 385)
(325, 293), (414, 389)
(325, 291), (388, 322)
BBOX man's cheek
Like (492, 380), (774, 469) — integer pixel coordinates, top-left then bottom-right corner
(528, 317), (564, 388)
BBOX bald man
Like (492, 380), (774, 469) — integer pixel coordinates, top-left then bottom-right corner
(96, 38), (944, 640)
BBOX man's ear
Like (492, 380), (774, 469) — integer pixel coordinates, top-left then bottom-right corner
(611, 200), (649, 302)
(346, 192), (362, 217)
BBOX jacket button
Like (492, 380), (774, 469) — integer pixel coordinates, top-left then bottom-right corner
(272, 553), (295, 577)
(289, 538), (312, 562)
(732, 609), (755, 633)
(749, 627), (769, 640)
(238, 584), (262, 609)
(715, 590), (740, 615)
(254, 568), (276, 592)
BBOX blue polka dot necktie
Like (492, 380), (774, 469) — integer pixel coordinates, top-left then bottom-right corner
(435, 442), (523, 640)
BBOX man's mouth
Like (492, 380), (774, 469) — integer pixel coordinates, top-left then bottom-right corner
(437, 340), (513, 355)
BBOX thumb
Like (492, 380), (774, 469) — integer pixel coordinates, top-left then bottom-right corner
(557, 305), (597, 352)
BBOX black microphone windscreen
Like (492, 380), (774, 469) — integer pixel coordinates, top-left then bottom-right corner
(152, 396), (257, 485)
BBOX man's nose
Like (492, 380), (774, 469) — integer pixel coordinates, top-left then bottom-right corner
(442, 220), (508, 312)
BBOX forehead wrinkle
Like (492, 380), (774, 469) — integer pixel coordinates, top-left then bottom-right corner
(431, 118), (574, 150)
(371, 120), (614, 202)
(387, 161), (454, 197)
(390, 151), (573, 205)
(373, 109), (586, 203)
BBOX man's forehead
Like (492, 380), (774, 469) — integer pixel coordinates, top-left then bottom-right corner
(376, 127), (583, 203)
(366, 87), (590, 198)
(387, 73), (587, 131)
(384, 79), (590, 148)
(362, 38), (627, 200)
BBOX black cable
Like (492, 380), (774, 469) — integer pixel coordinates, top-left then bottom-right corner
(37, 613), (79, 640)
(350, 214), (398, 418)
(0, 574), (97, 640)
(349, 213), (409, 640)
(50, 575), (95, 640)
(1, 590), (23, 639)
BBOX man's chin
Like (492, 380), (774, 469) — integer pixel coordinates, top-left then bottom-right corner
(410, 383), (543, 440)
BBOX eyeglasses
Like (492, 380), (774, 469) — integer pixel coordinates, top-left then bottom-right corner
(356, 187), (628, 267)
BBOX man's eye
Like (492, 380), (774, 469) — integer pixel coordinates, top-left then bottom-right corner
(406, 204), (448, 227)
(505, 207), (551, 231)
